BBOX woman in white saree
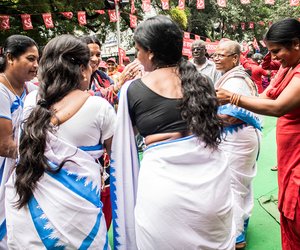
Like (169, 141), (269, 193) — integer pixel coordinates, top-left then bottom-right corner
(5, 35), (116, 249)
(110, 15), (235, 250)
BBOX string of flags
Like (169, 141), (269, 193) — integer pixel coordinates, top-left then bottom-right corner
(1, 0), (299, 31)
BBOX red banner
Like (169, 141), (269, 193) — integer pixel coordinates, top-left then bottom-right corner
(77, 11), (86, 26)
(142, 0), (151, 12)
(196, 0), (205, 9)
(108, 10), (118, 22)
(21, 14), (33, 30)
(217, 0), (227, 7)
(61, 12), (73, 19)
(178, 0), (185, 10)
(42, 13), (54, 29)
(161, 0), (170, 10)
(0, 15), (10, 30)
(131, 0), (136, 13)
(205, 42), (219, 54)
(130, 14), (137, 28)
(290, 0), (299, 5)
(249, 22), (254, 29)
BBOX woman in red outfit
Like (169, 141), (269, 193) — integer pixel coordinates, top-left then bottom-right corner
(217, 18), (300, 250)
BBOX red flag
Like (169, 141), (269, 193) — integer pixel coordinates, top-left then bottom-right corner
(241, 22), (245, 30)
(252, 37), (260, 51)
(265, 0), (275, 4)
(178, 0), (185, 10)
(161, 0), (170, 10)
(182, 38), (193, 57)
(205, 41), (219, 54)
(118, 47), (126, 65)
(108, 10), (118, 22)
(249, 22), (254, 29)
(60, 12), (73, 19)
(21, 14), (33, 30)
(77, 11), (86, 26)
(194, 35), (200, 40)
(142, 0), (151, 12)
(184, 32), (190, 39)
(95, 10), (105, 14)
(196, 0), (205, 9)
(129, 14), (137, 28)
(131, 0), (136, 13)
(290, 0), (299, 5)
(240, 0), (250, 3)
(42, 13), (54, 29)
(217, 0), (227, 7)
(0, 15), (10, 30)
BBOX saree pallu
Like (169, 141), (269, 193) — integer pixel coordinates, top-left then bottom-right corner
(5, 132), (109, 249)
(135, 136), (235, 250)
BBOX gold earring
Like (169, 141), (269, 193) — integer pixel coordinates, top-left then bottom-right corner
(83, 75), (87, 81)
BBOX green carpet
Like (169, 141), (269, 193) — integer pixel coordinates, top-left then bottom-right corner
(108, 116), (281, 250)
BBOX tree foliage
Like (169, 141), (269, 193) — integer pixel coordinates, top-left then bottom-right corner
(1, 0), (300, 47)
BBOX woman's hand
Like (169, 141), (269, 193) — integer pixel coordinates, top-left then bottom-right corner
(115, 60), (144, 91)
(216, 88), (233, 105)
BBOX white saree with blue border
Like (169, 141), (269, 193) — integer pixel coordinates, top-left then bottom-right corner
(216, 65), (262, 241)
(5, 132), (110, 249)
(111, 81), (235, 250)
(0, 84), (28, 249)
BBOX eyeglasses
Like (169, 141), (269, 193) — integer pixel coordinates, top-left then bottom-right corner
(212, 53), (237, 59)
(192, 47), (205, 52)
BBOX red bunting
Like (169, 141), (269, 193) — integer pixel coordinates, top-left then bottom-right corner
(60, 12), (73, 19)
(184, 32), (190, 39)
(142, 0), (151, 12)
(265, 0), (275, 4)
(182, 38), (193, 57)
(108, 10), (118, 22)
(129, 14), (137, 28)
(161, 0), (170, 10)
(195, 35), (200, 40)
(240, 0), (250, 4)
(217, 0), (227, 7)
(131, 0), (136, 13)
(0, 15), (10, 30)
(42, 13), (54, 29)
(95, 10), (105, 14)
(21, 14), (33, 30)
(290, 0), (299, 6)
(77, 11), (86, 26)
(196, 0), (205, 9)
(249, 22), (254, 29)
(241, 22), (245, 30)
(178, 0), (185, 10)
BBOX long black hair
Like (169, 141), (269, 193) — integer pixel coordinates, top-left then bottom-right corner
(15, 35), (90, 208)
(264, 18), (300, 48)
(134, 15), (222, 148)
(0, 35), (37, 72)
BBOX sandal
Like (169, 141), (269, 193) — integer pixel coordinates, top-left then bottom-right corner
(236, 241), (247, 249)
(271, 165), (278, 171)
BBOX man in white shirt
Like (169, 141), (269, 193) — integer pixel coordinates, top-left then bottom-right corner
(190, 40), (221, 86)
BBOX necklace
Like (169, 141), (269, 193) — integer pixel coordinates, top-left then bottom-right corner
(1, 73), (18, 96)
(154, 64), (178, 70)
